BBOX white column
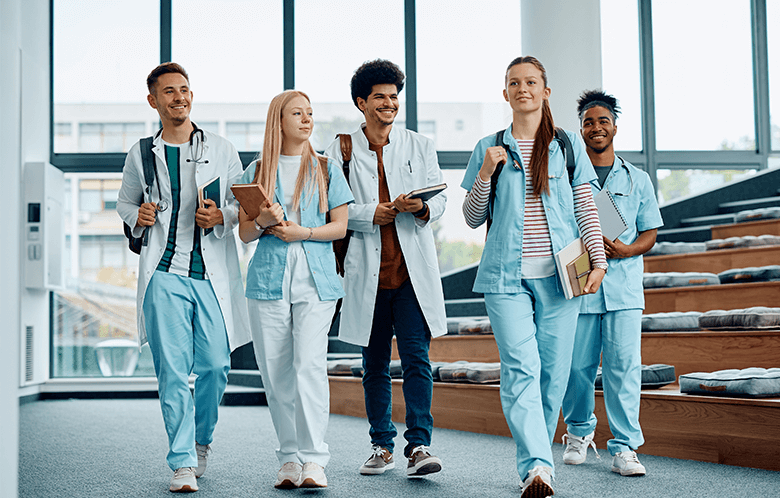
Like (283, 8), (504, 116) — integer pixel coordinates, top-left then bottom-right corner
(521, 0), (603, 131)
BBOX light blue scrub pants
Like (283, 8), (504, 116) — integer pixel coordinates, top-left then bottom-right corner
(484, 275), (580, 480)
(562, 309), (645, 455)
(143, 271), (231, 471)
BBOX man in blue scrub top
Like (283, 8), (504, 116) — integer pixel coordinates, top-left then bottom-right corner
(561, 90), (663, 476)
(117, 62), (250, 492)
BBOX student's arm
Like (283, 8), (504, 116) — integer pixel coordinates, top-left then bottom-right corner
(267, 204), (348, 243)
(604, 229), (657, 259)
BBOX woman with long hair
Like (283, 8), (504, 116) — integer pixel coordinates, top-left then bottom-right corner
(238, 90), (353, 490)
(460, 56), (607, 497)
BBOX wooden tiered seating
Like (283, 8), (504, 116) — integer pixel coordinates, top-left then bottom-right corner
(644, 281), (780, 314)
(711, 218), (780, 239)
(644, 245), (780, 273)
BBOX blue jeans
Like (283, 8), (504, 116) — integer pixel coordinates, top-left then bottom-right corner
(362, 279), (433, 458)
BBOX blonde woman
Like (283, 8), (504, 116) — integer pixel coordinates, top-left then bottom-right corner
(238, 90), (353, 489)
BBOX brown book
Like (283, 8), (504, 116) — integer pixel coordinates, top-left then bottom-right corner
(566, 250), (592, 297)
(230, 183), (272, 220)
(553, 237), (592, 299)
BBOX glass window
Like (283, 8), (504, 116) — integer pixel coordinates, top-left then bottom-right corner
(656, 169), (757, 205)
(53, 0), (160, 153)
(54, 173), (155, 378)
(600, 0), (642, 151)
(652, 0), (754, 151)
(416, 0), (521, 151)
(172, 0), (282, 152)
(768, 0), (780, 150)
(226, 122), (266, 152)
(295, 0), (406, 151)
(435, 169), (486, 273)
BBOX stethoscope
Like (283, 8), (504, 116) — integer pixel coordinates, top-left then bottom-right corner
(601, 155), (634, 198)
(148, 122), (208, 213)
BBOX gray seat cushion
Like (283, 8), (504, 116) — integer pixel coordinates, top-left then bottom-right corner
(647, 242), (706, 256)
(643, 272), (720, 289)
(348, 359), (403, 379)
(438, 362), (501, 384)
(699, 307), (780, 330)
(446, 316), (488, 335)
(642, 311), (702, 332)
(734, 207), (780, 223)
(706, 235), (780, 251)
(595, 364), (676, 390)
(717, 265), (780, 284)
(680, 368), (780, 398)
(327, 358), (363, 376)
(456, 318), (493, 335)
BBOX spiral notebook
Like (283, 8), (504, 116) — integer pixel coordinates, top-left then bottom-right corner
(594, 189), (628, 241)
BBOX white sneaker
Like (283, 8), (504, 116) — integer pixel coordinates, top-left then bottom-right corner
(299, 462), (328, 488)
(562, 431), (600, 465)
(611, 450), (646, 476)
(194, 444), (210, 478)
(274, 462), (302, 489)
(170, 467), (198, 493)
(520, 465), (554, 498)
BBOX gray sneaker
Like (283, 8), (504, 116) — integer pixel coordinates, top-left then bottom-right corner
(195, 443), (210, 478)
(520, 466), (553, 498)
(170, 467), (198, 493)
(274, 462), (302, 489)
(299, 462), (328, 488)
(406, 445), (442, 477)
(360, 445), (395, 475)
(612, 450), (646, 476)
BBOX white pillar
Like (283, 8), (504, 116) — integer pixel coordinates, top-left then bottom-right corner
(521, 0), (603, 131)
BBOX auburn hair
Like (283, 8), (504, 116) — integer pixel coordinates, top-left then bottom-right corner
(506, 56), (555, 197)
(252, 90), (328, 213)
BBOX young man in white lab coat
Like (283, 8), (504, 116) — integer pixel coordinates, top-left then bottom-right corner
(117, 62), (250, 493)
(325, 59), (447, 479)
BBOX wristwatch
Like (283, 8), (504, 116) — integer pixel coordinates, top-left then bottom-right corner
(412, 202), (428, 218)
(254, 219), (265, 231)
(594, 263), (608, 273)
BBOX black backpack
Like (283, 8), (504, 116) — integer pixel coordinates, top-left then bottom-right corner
(486, 127), (575, 233)
(122, 136), (156, 254)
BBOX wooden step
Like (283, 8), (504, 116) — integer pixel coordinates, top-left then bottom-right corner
(644, 281), (780, 314)
(711, 218), (780, 239)
(644, 245), (780, 273)
(328, 376), (780, 471)
(395, 330), (780, 380)
(641, 330), (780, 379)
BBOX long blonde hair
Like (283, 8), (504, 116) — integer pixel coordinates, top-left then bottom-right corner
(253, 90), (328, 213)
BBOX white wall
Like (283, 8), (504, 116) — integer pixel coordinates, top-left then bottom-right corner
(0, 0), (51, 495)
(521, 0), (603, 131)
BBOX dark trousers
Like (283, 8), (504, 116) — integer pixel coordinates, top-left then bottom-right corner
(361, 279), (433, 458)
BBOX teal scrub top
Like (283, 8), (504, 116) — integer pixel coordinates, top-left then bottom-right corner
(461, 126), (597, 294)
(243, 157), (354, 301)
(580, 156), (663, 313)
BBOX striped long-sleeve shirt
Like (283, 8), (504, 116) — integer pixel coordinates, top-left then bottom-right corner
(462, 139), (606, 266)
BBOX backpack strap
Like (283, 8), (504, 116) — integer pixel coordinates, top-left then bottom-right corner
(554, 127), (576, 184)
(139, 136), (156, 189)
(337, 133), (352, 185)
(486, 129), (508, 233)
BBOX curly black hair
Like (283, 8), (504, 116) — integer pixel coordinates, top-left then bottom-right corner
(577, 89), (620, 122)
(350, 59), (405, 109)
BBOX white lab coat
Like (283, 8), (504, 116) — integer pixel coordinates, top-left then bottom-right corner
(117, 129), (251, 351)
(325, 125), (447, 347)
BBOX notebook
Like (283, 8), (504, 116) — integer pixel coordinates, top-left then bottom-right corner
(554, 237), (591, 300)
(198, 177), (220, 237)
(230, 182), (272, 220)
(594, 189), (628, 241)
(407, 183), (447, 201)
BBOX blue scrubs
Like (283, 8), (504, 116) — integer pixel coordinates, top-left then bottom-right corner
(462, 127), (597, 479)
(562, 156), (663, 455)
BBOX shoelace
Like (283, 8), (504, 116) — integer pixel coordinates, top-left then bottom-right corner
(411, 445), (431, 457)
(196, 445), (211, 458)
(173, 467), (194, 478)
(370, 445), (387, 458)
(618, 451), (640, 464)
(562, 434), (601, 459)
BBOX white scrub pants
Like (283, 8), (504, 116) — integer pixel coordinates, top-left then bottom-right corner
(562, 309), (645, 455)
(247, 242), (333, 468)
(143, 271), (231, 471)
(484, 275), (580, 480)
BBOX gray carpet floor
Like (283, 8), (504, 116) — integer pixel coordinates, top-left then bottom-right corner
(19, 399), (780, 497)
